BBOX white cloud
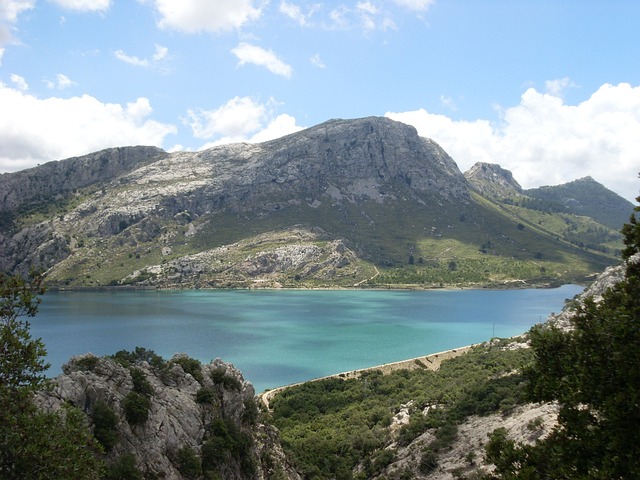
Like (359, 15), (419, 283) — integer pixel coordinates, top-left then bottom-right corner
(187, 96), (266, 140)
(280, 1), (305, 26)
(326, 2), (396, 32)
(49, 0), (112, 12)
(152, 0), (262, 34)
(231, 42), (292, 78)
(386, 82), (640, 202)
(114, 50), (149, 67)
(45, 73), (76, 90)
(545, 76), (577, 97)
(439, 95), (457, 111)
(392, 0), (435, 12)
(114, 44), (169, 69)
(310, 53), (325, 68)
(10, 73), (28, 91)
(249, 114), (304, 143)
(0, 83), (176, 172)
(152, 44), (168, 61)
(0, 0), (35, 63)
(185, 96), (304, 148)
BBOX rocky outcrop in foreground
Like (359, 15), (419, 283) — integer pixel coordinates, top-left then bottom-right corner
(38, 353), (300, 480)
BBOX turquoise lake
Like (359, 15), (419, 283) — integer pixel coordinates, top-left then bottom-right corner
(30, 285), (583, 393)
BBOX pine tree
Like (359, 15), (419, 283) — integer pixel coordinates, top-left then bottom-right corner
(0, 272), (104, 479)
(486, 182), (640, 479)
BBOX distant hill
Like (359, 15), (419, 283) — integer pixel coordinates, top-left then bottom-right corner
(524, 177), (635, 230)
(0, 117), (628, 289)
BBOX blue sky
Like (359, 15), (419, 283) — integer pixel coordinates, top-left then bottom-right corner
(1, 1), (639, 201)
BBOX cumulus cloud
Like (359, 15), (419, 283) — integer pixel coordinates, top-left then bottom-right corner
(185, 96), (304, 148)
(386, 82), (640, 202)
(0, 83), (176, 172)
(231, 42), (292, 78)
(49, 0), (112, 12)
(152, 0), (262, 34)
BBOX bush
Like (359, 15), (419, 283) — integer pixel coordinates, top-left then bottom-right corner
(175, 445), (202, 479)
(104, 453), (142, 480)
(92, 400), (118, 451)
(172, 356), (204, 383)
(110, 347), (166, 369)
(196, 387), (216, 405)
(123, 392), (150, 426)
(130, 368), (154, 397)
(210, 367), (242, 391)
(419, 450), (439, 474)
(75, 355), (99, 371)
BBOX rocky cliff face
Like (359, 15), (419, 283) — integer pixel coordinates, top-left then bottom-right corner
(38, 353), (300, 480)
(464, 162), (523, 198)
(0, 146), (166, 212)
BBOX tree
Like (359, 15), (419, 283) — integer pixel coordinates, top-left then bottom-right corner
(486, 185), (640, 479)
(0, 272), (104, 479)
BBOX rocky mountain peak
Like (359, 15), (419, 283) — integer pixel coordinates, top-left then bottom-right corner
(464, 162), (523, 198)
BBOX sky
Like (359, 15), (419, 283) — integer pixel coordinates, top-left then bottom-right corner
(1, 1), (639, 202)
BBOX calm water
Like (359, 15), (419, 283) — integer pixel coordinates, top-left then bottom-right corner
(29, 286), (583, 393)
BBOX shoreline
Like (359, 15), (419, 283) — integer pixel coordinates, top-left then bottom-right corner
(258, 345), (476, 410)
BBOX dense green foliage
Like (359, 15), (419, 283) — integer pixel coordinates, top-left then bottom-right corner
(202, 418), (255, 478)
(110, 346), (166, 369)
(0, 272), (104, 478)
(486, 187), (640, 479)
(92, 400), (119, 451)
(270, 342), (533, 479)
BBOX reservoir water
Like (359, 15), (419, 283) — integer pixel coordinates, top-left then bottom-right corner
(30, 285), (583, 393)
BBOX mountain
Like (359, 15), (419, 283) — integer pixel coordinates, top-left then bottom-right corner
(464, 162), (523, 198)
(525, 176), (635, 230)
(0, 117), (627, 288)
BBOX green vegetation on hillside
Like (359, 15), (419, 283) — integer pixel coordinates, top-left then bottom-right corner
(486, 188), (640, 479)
(269, 341), (534, 479)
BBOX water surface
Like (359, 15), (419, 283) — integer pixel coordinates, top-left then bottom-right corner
(30, 286), (583, 392)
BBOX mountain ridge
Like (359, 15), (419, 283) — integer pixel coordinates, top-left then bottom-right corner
(0, 116), (630, 288)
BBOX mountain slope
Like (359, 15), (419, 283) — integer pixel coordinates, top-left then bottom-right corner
(525, 176), (635, 230)
(0, 117), (621, 288)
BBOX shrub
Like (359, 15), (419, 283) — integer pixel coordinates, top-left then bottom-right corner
(123, 392), (150, 426)
(92, 400), (118, 451)
(104, 453), (142, 480)
(110, 347), (166, 369)
(210, 367), (242, 391)
(172, 356), (204, 383)
(196, 387), (216, 405)
(75, 355), (99, 371)
(175, 445), (202, 480)
(419, 450), (439, 474)
(130, 368), (154, 397)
